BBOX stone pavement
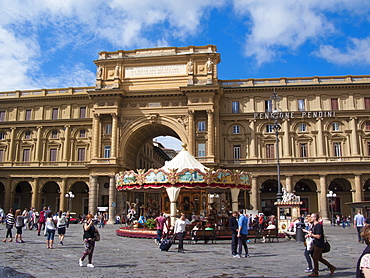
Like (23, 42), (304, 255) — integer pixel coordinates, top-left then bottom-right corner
(0, 223), (364, 278)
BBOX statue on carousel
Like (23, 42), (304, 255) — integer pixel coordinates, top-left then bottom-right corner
(282, 188), (297, 202)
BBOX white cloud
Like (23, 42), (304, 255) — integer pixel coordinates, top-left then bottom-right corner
(316, 37), (370, 65)
(0, 0), (226, 91)
(232, 0), (370, 66)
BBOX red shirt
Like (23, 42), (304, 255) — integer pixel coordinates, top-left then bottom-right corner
(155, 216), (167, 230)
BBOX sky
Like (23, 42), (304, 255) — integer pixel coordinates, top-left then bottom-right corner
(1, 0), (370, 150)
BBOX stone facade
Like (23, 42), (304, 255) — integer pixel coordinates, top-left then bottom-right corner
(0, 45), (369, 222)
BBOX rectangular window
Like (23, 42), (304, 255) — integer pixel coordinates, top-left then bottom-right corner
(233, 145), (241, 160)
(23, 149), (30, 162)
(266, 144), (275, 158)
(79, 107), (86, 118)
(233, 125), (240, 134)
(331, 98), (338, 110)
(265, 100), (272, 112)
(232, 101), (239, 113)
(105, 124), (112, 135)
(25, 131), (31, 139)
(50, 148), (57, 161)
(78, 148), (85, 161)
(52, 108), (59, 119)
(0, 111), (5, 122)
(300, 143), (308, 157)
(0, 132), (5, 140)
(334, 143), (341, 157)
(79, 129), (86, 137)
(0, 149), (3, 162)
(198, 121), (206, 132)
(198, 143), (206, 157)
(104, 145), (111, 158)
(51, 130), (58, 139)
(266, 124), (273, 133)
(332, 122), (340, 131)
(299, 123), (307, 132)
(25, 109), (32, 121)
(365, 98), (370, 109)
(298, 99), (305, 111)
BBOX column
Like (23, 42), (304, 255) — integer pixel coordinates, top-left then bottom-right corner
(214, 104), (220, 163)
(230, 188), (240, 213)
(108, 175), (117, 224)
(207, 110), (214, 158)
(319, 175), (329, 221)
(92, 114), (100, 158)
(63, 125), (70, 161)
(60, 178), (68, 212)
(4, 178), (12, 211)
(351, 117), (359, 156)
(35, 126), (42, 162)
(188, 110), (194, 155)
(317, 119), (325, 157)
(111, 113), (118, 158)
(88, 175), (98, 215)
(355, 174), (362, 202)
(8, 128), (15, 161)
(283, 120), (291, 158)
(31, 178), (39, 210)
(250, 176), (258, 210)
(285, 176), (292, 193)
(249, 120), (256, 158)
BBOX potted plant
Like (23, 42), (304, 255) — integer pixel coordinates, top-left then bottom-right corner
(145, 218), (156, 230)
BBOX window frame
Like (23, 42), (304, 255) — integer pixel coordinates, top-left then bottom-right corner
(198, 121), (206, 132)
(231, 101), (240, 113)
(197, 143), (206, 157)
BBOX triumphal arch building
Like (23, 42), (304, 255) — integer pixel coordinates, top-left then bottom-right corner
(1, 44), (370, 223)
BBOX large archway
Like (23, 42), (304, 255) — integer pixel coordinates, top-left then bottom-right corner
(120, 120), (183, 170)
(328, 178), (352, 217)
(14, 181), (32, 210)
(260, 179), (279, 216)
(0, 182), (4, 209)
(364, 178), (370, 201)
(69, 181), (89, 216)
(41, 181), (60, 211)
(294, 179), (318, 215)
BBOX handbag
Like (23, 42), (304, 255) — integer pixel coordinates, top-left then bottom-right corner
(94, 229), (100, 242)
(305, 236), (314, 251)
(323, 240), (331, 253)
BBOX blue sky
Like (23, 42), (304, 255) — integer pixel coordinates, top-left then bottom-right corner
(1, 0), (370, 150)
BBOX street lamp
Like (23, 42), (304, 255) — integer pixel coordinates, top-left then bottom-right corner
(326, 190), (337, 226)
(271, 90), (282, 202)
(65, 191), (75, 211)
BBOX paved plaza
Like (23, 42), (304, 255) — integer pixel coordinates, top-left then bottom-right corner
(0, 223), (364, 278)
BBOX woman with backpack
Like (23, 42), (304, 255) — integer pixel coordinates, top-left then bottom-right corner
(56, 211), (67, 245)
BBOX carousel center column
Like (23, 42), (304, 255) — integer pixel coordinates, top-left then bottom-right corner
(107, 175), (117, 224)
(230, 188), (240, 212)
(166, 187), (181, 226)
(88, 175), (98, 215)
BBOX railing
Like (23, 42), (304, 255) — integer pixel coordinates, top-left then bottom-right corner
(220, 75), (370, 88)
(0, 87), (93, 98)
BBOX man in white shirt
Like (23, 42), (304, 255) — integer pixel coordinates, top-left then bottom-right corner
(354, 210), (366, 243)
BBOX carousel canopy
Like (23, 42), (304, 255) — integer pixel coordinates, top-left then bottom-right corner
(116, 144), (251, 190)
(161, 146), (209, 173)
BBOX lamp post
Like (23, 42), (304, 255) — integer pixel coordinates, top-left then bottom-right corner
(65, 191), (75, 212)
(271, 90), (282, 202)
(326, 190), (337, 226)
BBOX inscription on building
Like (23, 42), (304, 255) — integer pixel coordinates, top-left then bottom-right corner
(125, 64), (186, 78)
(253, 111), (336, 120)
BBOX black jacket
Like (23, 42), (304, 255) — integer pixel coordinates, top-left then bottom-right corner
(229, 216), (238, 234)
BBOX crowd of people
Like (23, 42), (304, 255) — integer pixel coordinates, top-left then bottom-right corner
(0, 206), (100, 269)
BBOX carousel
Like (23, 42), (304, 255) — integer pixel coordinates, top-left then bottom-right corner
(115, 144), (251, 238)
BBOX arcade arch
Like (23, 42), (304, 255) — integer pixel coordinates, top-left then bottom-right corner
(364, 178), (370, 201)
(14, 181), (32, 210)
(294, 179), (318, 215)
(69, 181), (89, 216)
(0, 182), (4, 209)
(328, 178), (352, 216)
(40, 181), (60, 212)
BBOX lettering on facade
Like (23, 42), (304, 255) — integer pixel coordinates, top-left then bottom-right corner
(148, 103), (161, 107)
(253, 111), (336, 120)
(125, 64), (187, 78)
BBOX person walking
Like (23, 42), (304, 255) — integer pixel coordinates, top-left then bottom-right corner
(307, 213), (336, 277)
(79, 214), (97, 268)
(229, 211), (238, 256)
(55, 211), (67, 245)
(356, 224), (370, 277)
(37, 207), (46, 236)
(2, 209), (15, 242)
(154, 212), (167, 245)
(45, 212), (57, 248)
(303, 215), (314, 273)
(174, 213), (190, 253)
(14, 209), (25, 243)
(234, 210), (249, 258)
(355, 210), (366, 243)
